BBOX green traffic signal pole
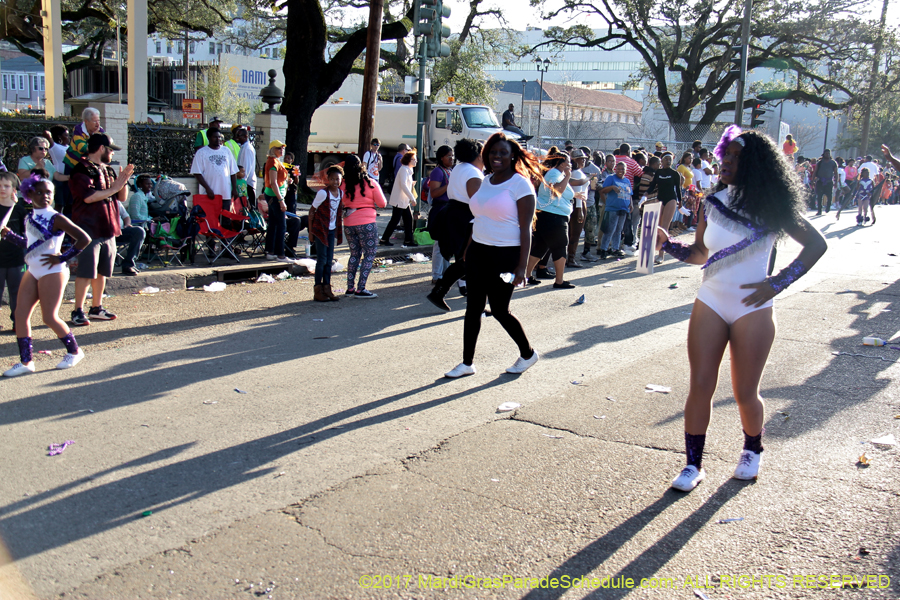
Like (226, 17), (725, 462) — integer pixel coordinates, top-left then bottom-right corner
(414, 36), (428, 221)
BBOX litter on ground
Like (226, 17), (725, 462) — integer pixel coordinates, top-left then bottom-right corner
(716, 517), (744, 524)
(575, 294), (585, 304)
(409, 253), (428, 262)
(234, 388), (248, 394)
(645, 384), (672, 393)
(256, 273), (276, 283)
(497, 402), (520, 412)
(870, 434), (897, 446)
(139, 286), (160, 294)
(48, 440), (74, 456)
(203, 282), (227, 292)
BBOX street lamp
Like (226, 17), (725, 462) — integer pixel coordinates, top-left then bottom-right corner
(534, 56), (551, 150)
(521, 78), (526, 130)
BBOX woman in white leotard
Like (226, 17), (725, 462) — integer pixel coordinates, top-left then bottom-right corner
(656, 127), (827, 492)
(0, 173), (91, 377)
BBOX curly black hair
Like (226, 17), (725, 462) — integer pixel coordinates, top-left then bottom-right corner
(342, 154), (374, 201)
(717, 130), (804, 237)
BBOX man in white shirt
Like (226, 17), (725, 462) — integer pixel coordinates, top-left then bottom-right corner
(191, 130), (239, 210)
(566, 149), (591, 268)
(859, 155), (880, 179)
(362, 138), (383, 183)
(235, 127), (258, 208)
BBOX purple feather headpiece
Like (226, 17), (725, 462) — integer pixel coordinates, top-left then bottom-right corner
(19, 173), (53, 203)
(714, 124), (745, 163)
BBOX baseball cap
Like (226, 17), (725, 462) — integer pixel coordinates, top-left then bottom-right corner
(210, 116), (223, 124)
(87, 133), (122, 152)
(269, 139), (286, 150)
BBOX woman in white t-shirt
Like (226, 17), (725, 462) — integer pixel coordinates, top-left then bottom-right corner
(427, 139), (484, 311)
(444, 133), (541, 379)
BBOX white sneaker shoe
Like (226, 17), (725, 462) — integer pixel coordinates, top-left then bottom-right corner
(265, 253), (277, 260)
(445, 363), (476, 378)
(671, 465), (705, 491)
(56, 349), (85, 370)
(3, 362), (35, 377)
(506, 350), (539, 374)
(733, 450), (762, 480)
(622, 248), (635, 257)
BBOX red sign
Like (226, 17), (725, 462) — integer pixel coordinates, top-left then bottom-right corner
(182, 98), (203, 120)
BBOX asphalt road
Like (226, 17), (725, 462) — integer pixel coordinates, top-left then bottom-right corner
(0, 207), (898, 600)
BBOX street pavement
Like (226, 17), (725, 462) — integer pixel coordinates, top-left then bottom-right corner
(0, 207), (898, 600)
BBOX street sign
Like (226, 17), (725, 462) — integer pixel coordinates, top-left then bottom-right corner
(182, 98), (203, 120)
(173, 79), (187, 93)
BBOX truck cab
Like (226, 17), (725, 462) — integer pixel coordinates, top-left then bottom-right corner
(430, 104), (524, 153)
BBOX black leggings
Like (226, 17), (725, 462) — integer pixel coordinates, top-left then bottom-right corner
(382, 206), (413, 244)
(463, 242), (532, 365)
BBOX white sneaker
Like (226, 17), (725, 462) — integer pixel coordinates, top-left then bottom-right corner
(265, 253), (277, 260)
(56, 349), (85, 370)
(3, 362), (35, 377)
(277, 256), (295, 263)
(622, 248), (635, 257)
(506, 350), (539, 374)
(733, 450), (762, 480)
(445, 363), (476, 379)
(671, 465), (706, 491)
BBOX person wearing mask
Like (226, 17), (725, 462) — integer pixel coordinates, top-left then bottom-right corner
(443, 133), (540, 379)
(656, 126), (826, 491)
(597, 162), (632, 260)
(380, 150), (417, 247)
(524, 147), (576, 289)
(427, 139), (483, 311)
(813, 149), (838, 216)
(428, 145), (455, 285)
(342, 155), (387, 298)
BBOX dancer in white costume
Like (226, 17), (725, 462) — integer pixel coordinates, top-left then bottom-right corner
(0, 173), (92, 377)
(656, 127), (827, 492)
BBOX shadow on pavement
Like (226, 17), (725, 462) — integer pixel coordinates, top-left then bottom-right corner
(0, 376), (513, 561)
(521, 482), (748, 600)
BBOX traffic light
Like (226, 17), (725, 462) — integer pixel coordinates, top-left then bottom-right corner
(427, 0), (451, 58)
(413, 0), (436, 37)
(750, 100), (768, 128)
(729, 45), (745, 75)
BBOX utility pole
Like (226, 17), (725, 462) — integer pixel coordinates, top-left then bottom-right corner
(732, 0), (752, 126)
(859, 0), (888, 156)
(357, 0), (384, 158)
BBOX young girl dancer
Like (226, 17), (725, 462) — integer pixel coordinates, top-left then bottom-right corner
(309, 166), (344, 302)
(657, 126), (827, 491)
(1, 172), (91, 376)
(851, 168), (875, 226)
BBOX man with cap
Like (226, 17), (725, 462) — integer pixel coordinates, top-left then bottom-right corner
(68, 134), (135, 326)
(191, 129), (239, 211)
(194, 116), (224, 149)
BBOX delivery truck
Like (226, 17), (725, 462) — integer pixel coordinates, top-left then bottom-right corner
(306, 101), (523, 174)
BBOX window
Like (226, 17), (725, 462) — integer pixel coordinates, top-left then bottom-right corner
(33, 76), (38, 91)
(209, 41), (215, 54)
(190, 41), (196, 54)
(217, 43), (223, 54)
(166, 42), (173, 54)
(435, 109), (448, 129)
(225, 45), (231, 54)
(177, 41), (184, 54)
(40, 76), (44, 91)
(19, 75), (25, 90)
(1, 74), (7, 90)
(156, 41), (161, 53)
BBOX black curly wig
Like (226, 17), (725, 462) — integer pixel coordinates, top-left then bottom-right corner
(716, 130), (805, 237)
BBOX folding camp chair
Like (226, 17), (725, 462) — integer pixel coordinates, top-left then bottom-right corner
(232, 195), (266, 258)
(145, 217), (194, 266)
(192, 195), (249, 264)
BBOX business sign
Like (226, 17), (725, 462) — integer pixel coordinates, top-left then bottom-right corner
(219, 55), (285, 103)
(182, 98), (203, 120)
(173, 79), (187, 93)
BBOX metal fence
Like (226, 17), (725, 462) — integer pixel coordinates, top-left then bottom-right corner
(127, 123), (264, 177)
(0, 116), (81, 173)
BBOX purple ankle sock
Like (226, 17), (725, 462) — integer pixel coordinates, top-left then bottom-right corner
(743, 430), (763, 454)
(17, 337), (33, 364)
(685, 432), (706, 468)
(59, 332), (79, 355)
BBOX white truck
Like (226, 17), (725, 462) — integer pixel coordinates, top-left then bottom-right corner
(306, 101), (523, 174)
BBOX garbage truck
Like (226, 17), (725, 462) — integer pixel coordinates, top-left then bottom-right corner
(306, 101), (524, 174)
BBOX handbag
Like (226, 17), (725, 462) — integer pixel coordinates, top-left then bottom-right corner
(413, 227), (433, 246)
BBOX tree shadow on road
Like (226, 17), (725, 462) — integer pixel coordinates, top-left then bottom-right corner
(520, 481), (748, 600)
(0, 376), (513, 561)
